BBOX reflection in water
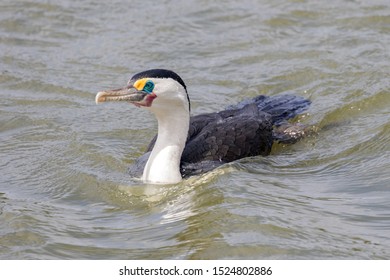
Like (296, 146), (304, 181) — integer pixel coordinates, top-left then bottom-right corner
(116, 169), (231, 258)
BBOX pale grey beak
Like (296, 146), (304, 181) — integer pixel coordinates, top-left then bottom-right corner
(95, 86), (148, 104)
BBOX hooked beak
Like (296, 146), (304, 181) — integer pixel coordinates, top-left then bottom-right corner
(95, 86), (156, 107)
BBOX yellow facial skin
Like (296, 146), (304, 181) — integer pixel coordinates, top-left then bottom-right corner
(133, 78), (148, 91)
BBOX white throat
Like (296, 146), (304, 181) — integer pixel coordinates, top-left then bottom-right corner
(142, 83), (190, 184)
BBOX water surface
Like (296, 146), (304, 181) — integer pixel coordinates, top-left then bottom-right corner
(0, 0), (389, 259)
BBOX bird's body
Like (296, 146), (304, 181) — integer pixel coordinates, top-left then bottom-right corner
(96, 69), (311, 184)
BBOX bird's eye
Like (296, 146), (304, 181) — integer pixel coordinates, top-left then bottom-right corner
(143, 80), (154, 94)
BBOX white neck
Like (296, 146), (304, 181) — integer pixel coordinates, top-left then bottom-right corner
(142, 96), (190, 184)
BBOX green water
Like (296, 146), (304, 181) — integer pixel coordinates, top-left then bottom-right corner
(0, 0), (389, 259)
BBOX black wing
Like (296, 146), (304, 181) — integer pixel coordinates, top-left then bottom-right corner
(179, 106), (273, 177)
(181, 104), (273, 163)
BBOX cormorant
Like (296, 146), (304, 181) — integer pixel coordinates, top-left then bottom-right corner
(96, 69), (310, 184)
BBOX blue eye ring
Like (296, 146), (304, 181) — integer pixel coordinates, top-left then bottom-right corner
(143, 80), (154, 94)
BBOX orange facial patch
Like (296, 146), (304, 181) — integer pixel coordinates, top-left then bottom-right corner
(133, 78), (148, 91)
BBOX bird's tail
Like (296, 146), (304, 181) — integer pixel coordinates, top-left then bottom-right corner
(227, 94), (312, 144)
(227, 94), (311, 125)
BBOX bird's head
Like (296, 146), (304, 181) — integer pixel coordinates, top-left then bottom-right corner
(96, 69), (190, 113)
